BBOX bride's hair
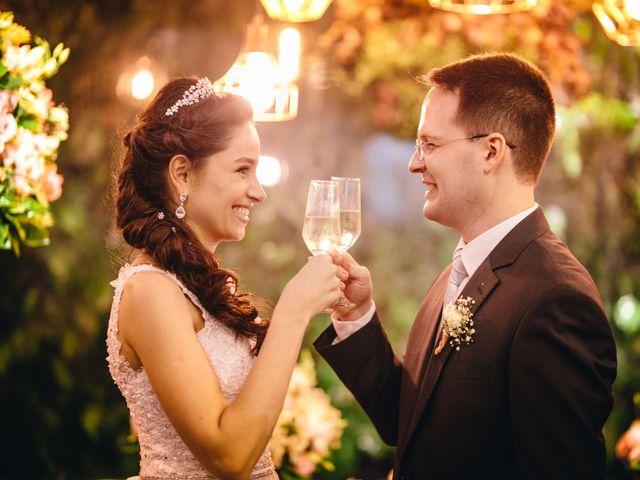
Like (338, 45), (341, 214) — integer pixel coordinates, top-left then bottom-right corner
(115, 76), (268, 353)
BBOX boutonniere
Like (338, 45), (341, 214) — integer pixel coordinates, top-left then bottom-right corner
(434, 296), (476, 355)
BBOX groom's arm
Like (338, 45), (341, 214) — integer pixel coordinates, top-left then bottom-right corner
(314, 312), (403, 446)
(508, 286), (616, 480)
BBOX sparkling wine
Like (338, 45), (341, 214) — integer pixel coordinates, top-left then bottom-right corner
(302, 215), (340, 255)
(337, 209), (361, 253)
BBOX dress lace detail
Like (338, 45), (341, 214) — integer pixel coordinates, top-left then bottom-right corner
(106, 264), (277, 479)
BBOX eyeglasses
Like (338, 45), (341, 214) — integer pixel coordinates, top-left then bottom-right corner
(414, 134), (516, 162)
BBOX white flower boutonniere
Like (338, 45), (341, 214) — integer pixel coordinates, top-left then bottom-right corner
(434, 296), (476, 355)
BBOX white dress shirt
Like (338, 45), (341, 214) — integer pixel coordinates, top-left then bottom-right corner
(331, 203), (539, 343)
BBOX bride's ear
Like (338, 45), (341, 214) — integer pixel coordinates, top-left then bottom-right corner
(168, 154), (191, 194)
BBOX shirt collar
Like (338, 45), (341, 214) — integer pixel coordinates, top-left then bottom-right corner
(458, 203), (539, 278)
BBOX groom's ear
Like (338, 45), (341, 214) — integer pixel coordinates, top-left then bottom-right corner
(481, 133), (508, 175)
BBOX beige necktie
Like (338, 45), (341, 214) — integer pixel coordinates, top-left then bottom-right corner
(444, 246), (467, 306)
(435, 247), (468, 355)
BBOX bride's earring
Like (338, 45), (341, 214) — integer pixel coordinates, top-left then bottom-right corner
(175, 193), (187, 219)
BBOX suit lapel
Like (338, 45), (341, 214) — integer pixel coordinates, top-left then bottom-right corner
(395, 270), (449, 457)
(402, 262), (500, 451)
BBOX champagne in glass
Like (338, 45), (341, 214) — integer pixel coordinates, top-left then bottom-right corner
(332, 177), (361, 254)
(302, 180), (340, 256)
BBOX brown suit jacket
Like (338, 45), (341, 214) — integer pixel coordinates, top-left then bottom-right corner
(315, 208), (616, 479)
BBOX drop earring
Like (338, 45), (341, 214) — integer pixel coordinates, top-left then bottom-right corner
(175, 193), (187, 219)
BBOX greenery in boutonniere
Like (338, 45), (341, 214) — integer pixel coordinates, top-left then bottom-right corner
(0, 10), (69, 255)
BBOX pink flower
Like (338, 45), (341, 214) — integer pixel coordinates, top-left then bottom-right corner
(292, 453), (316, 477)
(0, 113), (17, 152)
(42, 164), (63, 202)
(0, 90), (18, 115)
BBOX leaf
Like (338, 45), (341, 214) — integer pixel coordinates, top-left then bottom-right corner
(0, 74), (25, 90)
(0, 63), (8, 78)
(17, 115), (38, 131)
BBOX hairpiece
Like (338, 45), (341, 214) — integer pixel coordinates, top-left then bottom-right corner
(165, 77), (215, 117)
(157, 211), (165, 220)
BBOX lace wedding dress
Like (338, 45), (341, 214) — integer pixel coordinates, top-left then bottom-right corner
(106, 264), (277, 479)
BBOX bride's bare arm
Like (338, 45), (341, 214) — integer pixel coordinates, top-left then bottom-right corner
(118, 255), (343, 479)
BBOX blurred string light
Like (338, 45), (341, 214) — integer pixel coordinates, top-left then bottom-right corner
(260, 0), (333, 22)
(593, 0), (640, 46)
(257, 154), (287, 186)
(615, 294), (640, 334)
(428, 0), (538, 15)
(116, 56), (166, 102)
(215, 16), (298, 121)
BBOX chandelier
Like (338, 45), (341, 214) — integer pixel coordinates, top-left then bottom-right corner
(593, 0), (640, 46)
(259, 0), (333, 22)
(214, 16), (299, 121)
(428, 0), (539, 15)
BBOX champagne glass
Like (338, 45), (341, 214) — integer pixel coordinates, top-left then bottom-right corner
(332, 177), (361, 254)
(302, 180), (340, 256)
(331, 176), (361, 308)
(302, 180), (345, 312)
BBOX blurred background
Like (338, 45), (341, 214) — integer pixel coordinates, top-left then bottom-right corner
(1, 0), (639, 478)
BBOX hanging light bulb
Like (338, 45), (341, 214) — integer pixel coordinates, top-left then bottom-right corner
(279, 27), (301, 81)
(215, 15), (298, 121)
(428, 0), (538, 15)
(593, 0), (640, 46)
(260, 0), (332, 22)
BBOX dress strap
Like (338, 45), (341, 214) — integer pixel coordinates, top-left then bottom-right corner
(111, 263), (211, 322)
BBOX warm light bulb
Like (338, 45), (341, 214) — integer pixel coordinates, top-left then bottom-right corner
(228, 52), (278, 113)
(625, 0), (640, 20)
(283, 0), (306, 12)
(257, 155), (283, 186)
(279, 28), (301, 80)
(131, 68), (154, 100)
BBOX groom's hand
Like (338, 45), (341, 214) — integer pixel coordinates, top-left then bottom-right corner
(328, 251), (373, 321)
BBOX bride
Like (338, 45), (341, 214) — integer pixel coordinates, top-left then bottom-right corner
(106, 76), (346, 479)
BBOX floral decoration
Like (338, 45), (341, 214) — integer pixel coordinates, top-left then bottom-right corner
(435, 296), (476, 355)
(269, 349), (347, 479)
(0, 10), (69, 255)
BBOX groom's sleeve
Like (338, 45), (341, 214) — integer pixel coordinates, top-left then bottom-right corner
(508, 286), (616, 480)
(314, 312), (403, 446)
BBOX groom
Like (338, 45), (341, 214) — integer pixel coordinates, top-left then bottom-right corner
(316, 53), (617, 479)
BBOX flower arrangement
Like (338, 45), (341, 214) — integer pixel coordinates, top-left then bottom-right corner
(0, 10), (69, 255)
(269, 350), (347, 479)
(435, 296), (476, 355)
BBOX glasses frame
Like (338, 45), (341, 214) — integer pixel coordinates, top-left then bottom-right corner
(415, 134), (516, 162)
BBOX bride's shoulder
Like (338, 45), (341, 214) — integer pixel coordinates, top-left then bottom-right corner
(120, 266), (189, 311)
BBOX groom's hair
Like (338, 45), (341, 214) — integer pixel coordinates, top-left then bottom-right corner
(424, 53), (556, 185)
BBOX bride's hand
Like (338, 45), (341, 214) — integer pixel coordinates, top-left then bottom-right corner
(277, 254), (347, 321)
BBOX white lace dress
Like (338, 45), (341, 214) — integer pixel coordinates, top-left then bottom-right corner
(106, 264), (277, 480)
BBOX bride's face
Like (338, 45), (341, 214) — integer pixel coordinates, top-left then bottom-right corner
(185, 121), (266, 252)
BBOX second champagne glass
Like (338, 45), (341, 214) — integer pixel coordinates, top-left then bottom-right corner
(331, 176), (361, 308)
(332, 177), (361, 254)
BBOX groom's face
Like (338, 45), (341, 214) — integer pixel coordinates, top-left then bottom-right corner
(409, 87), (487, 232)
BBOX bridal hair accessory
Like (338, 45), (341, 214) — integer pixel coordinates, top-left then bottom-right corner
(165, 77), (215, 117)
(434, 296), (476, 355)
(157, 211), (165, 220)
(175, 193), (187, 219)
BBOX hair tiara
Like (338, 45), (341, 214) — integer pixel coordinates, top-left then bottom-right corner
(165, 77), (215, 117)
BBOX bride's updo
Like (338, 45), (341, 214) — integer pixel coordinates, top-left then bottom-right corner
(115, 77), (268, 353)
